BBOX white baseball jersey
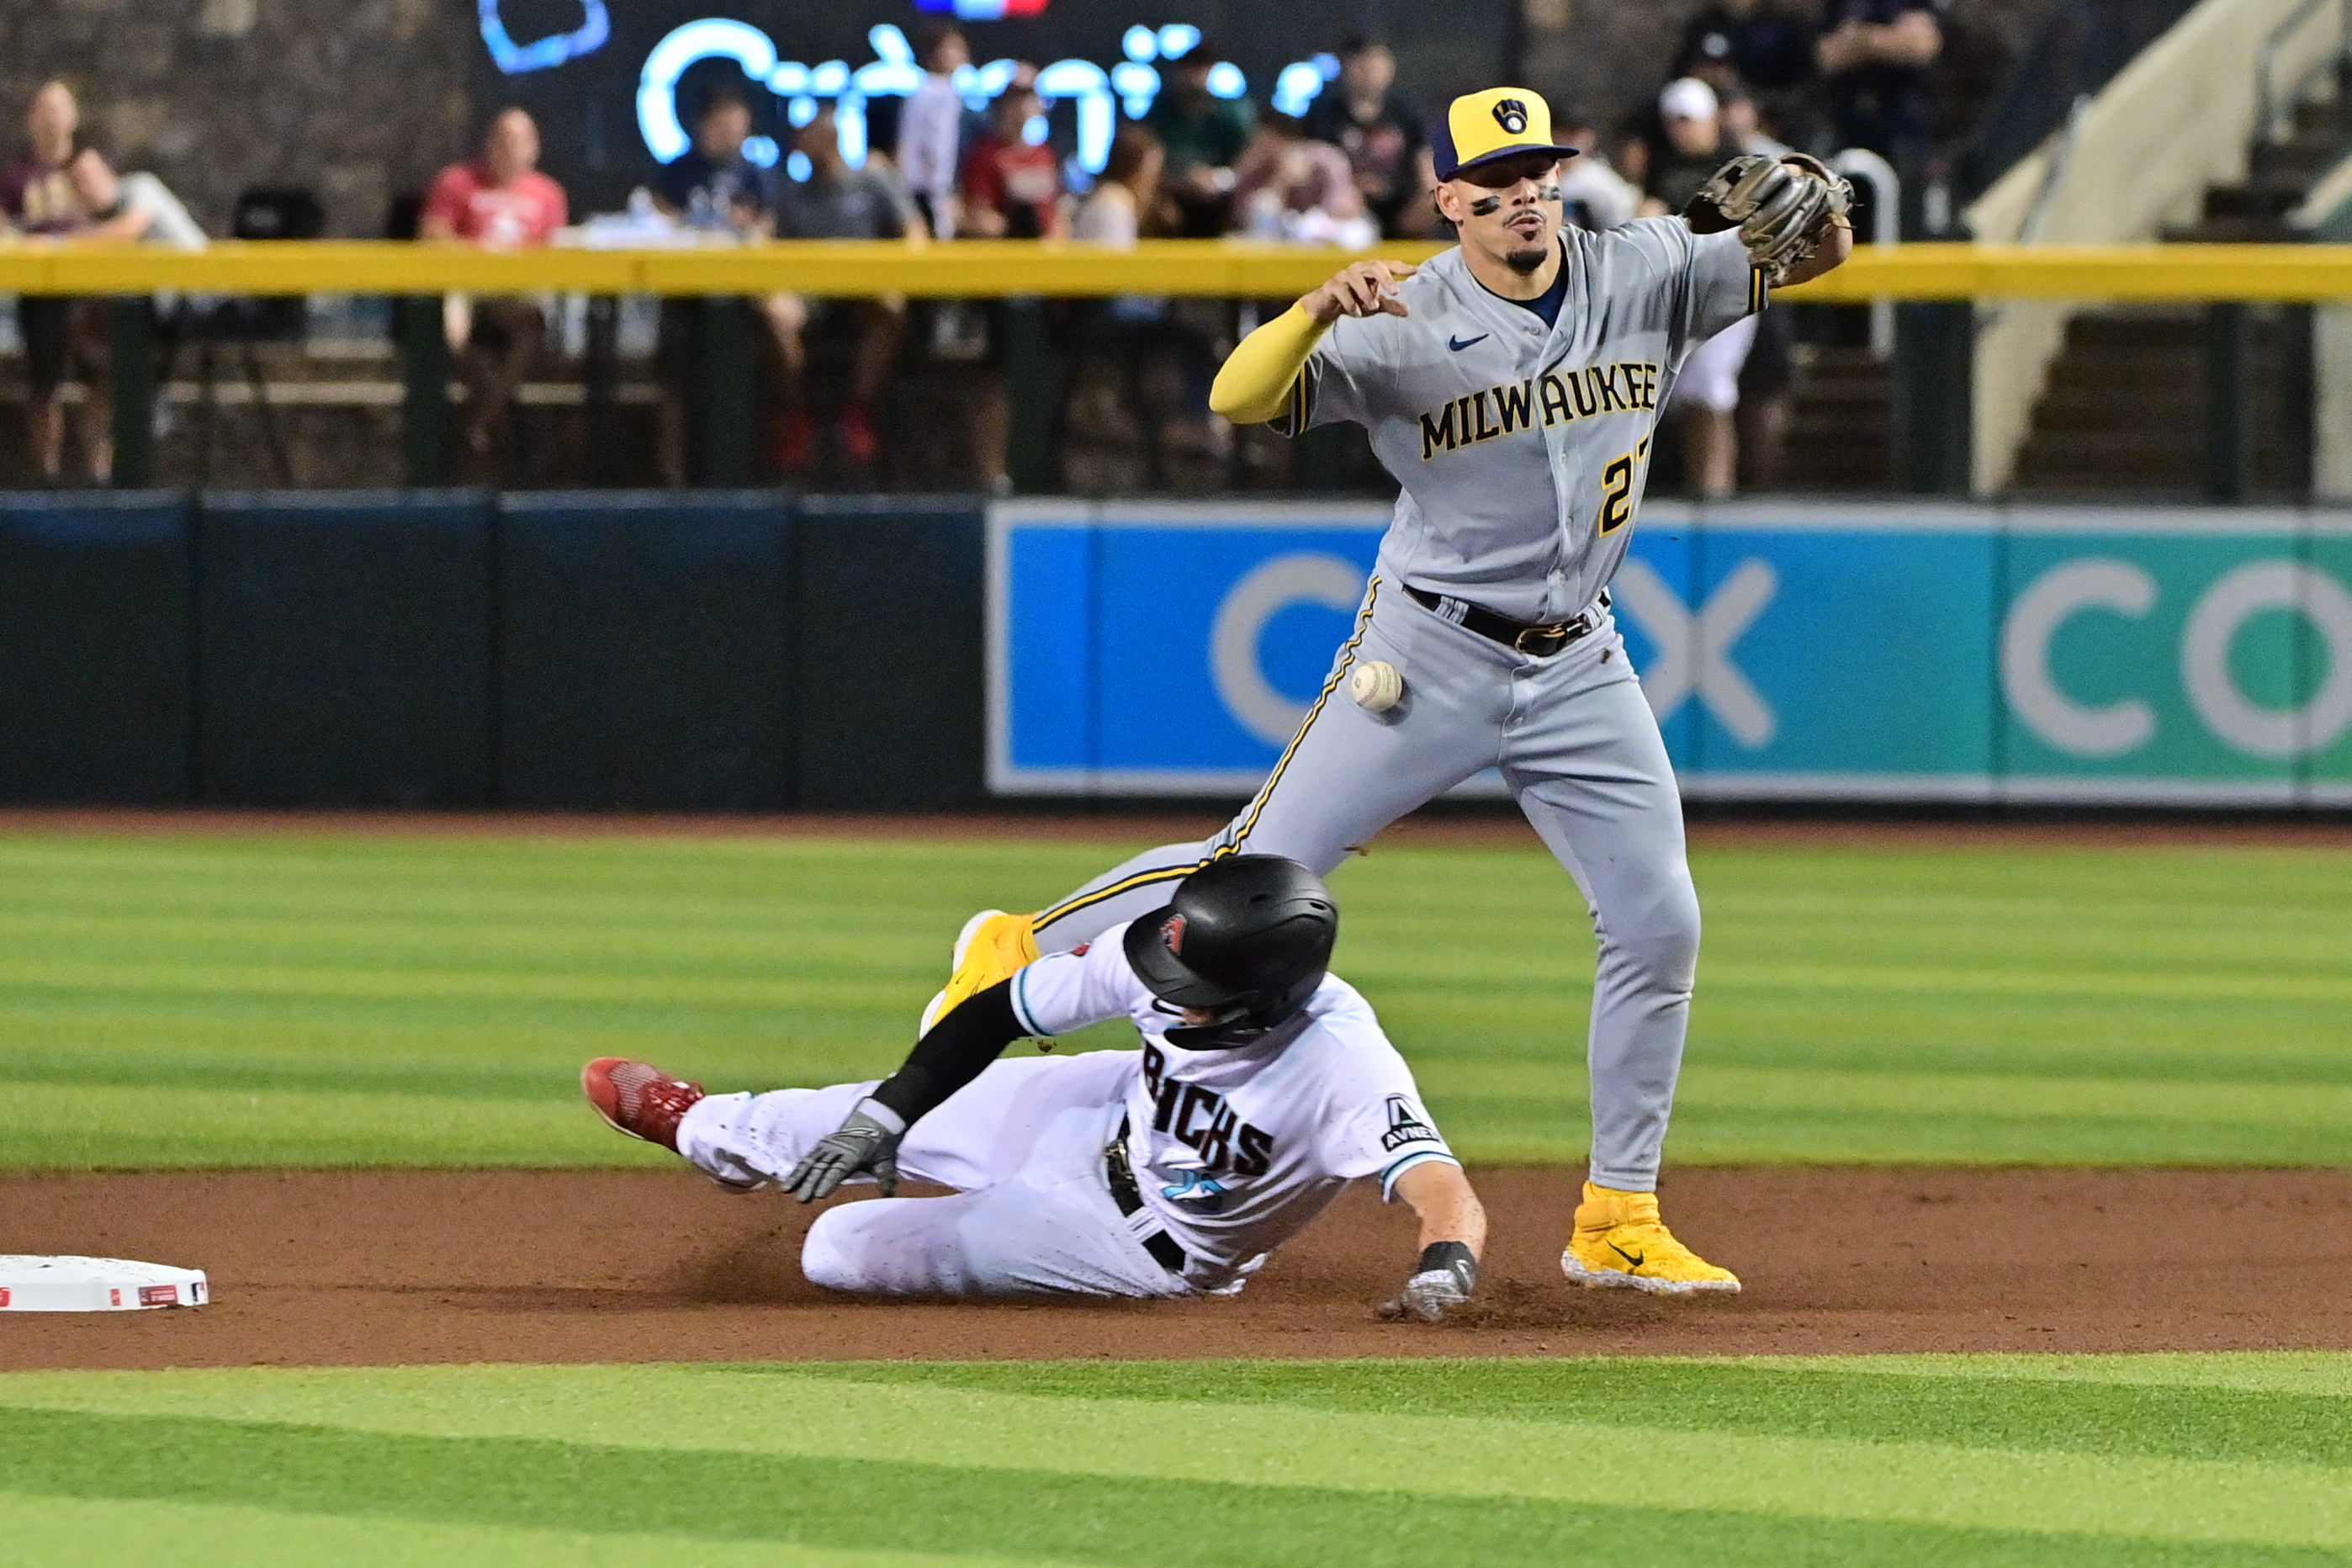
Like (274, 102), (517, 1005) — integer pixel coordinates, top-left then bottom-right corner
(1274, 222), (1764, 622)
(1010, 925), (1458, 1285)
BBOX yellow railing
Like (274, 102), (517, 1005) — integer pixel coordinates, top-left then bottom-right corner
(2, 239), (2349, 300)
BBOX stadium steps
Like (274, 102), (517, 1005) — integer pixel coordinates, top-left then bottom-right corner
(1778, 343), (1893, 490)
(2010, 307), (2304, 495)
(2010, 79), (2349, 498)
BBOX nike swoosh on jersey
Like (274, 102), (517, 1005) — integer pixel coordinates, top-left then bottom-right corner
(1447, 334), (1489, 352)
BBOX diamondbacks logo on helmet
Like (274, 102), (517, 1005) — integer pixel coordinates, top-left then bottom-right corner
(1162, 913), (1187, 956)
(1491, 98), (1529, 135)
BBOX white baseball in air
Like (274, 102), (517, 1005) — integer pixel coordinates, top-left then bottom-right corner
(1350, 660), (1405, 712)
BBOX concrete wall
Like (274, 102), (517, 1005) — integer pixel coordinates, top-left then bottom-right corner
(0, 0), (474, 240)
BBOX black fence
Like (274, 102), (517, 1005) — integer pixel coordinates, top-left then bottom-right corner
(0, 490), (987, 810)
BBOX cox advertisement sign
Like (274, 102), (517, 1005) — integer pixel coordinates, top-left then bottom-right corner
(988, 500), (2352, 805)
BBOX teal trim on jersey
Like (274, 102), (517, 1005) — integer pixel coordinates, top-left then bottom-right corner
(1378, 1147), (1460, 1201)
(1009, 967), (1044, 1038)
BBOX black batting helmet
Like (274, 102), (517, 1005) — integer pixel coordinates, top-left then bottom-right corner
(1122, 856), (1338, 1049)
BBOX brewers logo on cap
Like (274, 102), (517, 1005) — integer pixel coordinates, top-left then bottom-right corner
(1430, 87), (1582, 180)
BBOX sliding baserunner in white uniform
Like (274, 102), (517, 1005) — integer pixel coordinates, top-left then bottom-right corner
(583, 858), (1486, 1318)
(918, 90), (1852, 1296)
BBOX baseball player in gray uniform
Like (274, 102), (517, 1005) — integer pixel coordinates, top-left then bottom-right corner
(583, 858), (1487, 1320)
(930, 89), (1852, 1295)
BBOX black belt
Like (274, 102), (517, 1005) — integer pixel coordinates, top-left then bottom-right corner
(1406, 583), (1604, 658)
(1104, 1120), (1189, 1276)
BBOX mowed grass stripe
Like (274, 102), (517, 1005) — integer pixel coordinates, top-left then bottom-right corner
(3, 833), (2349, 1166)
(8, 1364), (2352, 1548)
(0, 1408), (2340, 1568)
(809, 1359), (2352, 1468)
(0, 1491), (1081, 1568)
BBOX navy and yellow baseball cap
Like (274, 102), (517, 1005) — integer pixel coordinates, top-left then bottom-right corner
(1430, 87), (1581, 180)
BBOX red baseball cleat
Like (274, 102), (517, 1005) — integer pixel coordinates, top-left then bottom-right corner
(581, 1057), (706, 1152)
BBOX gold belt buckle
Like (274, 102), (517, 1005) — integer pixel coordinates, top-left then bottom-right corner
(1514, 621), (1571, 655)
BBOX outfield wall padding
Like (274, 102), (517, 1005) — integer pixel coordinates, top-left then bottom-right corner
(794, 496), (988, 809)
(496, 493), (794, 809)
(0, 492), (193, 803)
(196, 491), (495, 807)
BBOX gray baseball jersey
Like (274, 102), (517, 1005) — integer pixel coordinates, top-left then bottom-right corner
(1028, 220), (1767, 1200)
(1274, 222), (1763, 622)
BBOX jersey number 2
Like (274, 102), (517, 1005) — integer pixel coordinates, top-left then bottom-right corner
(1598, 437), (1650, 535)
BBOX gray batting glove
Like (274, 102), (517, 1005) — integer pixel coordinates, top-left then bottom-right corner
(1380, 1241), (1479, 1323)
(783, 1100), (906, 1203)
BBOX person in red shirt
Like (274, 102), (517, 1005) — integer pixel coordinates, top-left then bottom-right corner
(957, 68), (1064, 492)
(958, 67), (1064, 241)
(420, 108), (568, 458)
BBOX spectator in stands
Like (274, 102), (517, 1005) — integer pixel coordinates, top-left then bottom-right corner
(1714, 87), (1798, 491)
(767, 104), (916, 472)
(1073, 125), (1163, 249)
(900, 22), (970, 238)
(1677, 1), (1819, 146)
(960, 66), (1064, 241)
(1817, 0), (1944, 163)
(1642, 78), (1734, 215)
(652, 88), (771, 235)
(1300, 36), (1433, 238)
(652, 88), (782, 484)
(1147, 42), (1255, 236)
(1072, 126), (1221, 474)
(1553, 109), (1640, 231)
(66, 151), (204, 249)
(420, 107), (568, 458)
(3, 81), (111, 484)
(1643, 78), (1756, 500)
(961, 67), (1064, 493)
(1231, 113), (1373, 246)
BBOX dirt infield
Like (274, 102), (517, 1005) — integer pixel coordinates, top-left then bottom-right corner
(5, 1167), (2348, 1369)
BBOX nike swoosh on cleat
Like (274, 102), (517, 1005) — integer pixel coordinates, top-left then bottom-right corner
(1608, 1241), (1645, 1269)
(1448, 334), (1489, 352)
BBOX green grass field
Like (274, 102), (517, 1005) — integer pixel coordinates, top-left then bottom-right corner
(2, 830), (2348, 1167)
(5, 1355), (2352, 1565)
(8, 827), (2351, 1565)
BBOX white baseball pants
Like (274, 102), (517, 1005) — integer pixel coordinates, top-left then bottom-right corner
(1030, 580), (1700, 1193)
(675, 1052), (1194, 1299)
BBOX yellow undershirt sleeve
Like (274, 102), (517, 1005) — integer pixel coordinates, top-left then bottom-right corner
(1209, 304), (1332, 425)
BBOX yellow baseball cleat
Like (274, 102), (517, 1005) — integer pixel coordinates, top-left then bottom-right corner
(1560, 1181), (1740, 1295)
(918, 909), (1041, 1036)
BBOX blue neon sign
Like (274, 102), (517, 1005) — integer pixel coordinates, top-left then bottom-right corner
(479, 0), (610, 73)
(627, 19), (1332, 177)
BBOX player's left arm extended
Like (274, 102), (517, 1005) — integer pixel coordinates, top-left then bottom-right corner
(1379, 1161), (1487, 1323)
(1684, 152), (1854, 289)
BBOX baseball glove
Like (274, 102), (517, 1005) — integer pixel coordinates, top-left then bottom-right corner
(1682, 152), (1853, 285)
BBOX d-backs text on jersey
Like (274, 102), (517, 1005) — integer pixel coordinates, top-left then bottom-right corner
(1420, 359), (1662, 461)
(1139, 1043), (1274, 1178)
